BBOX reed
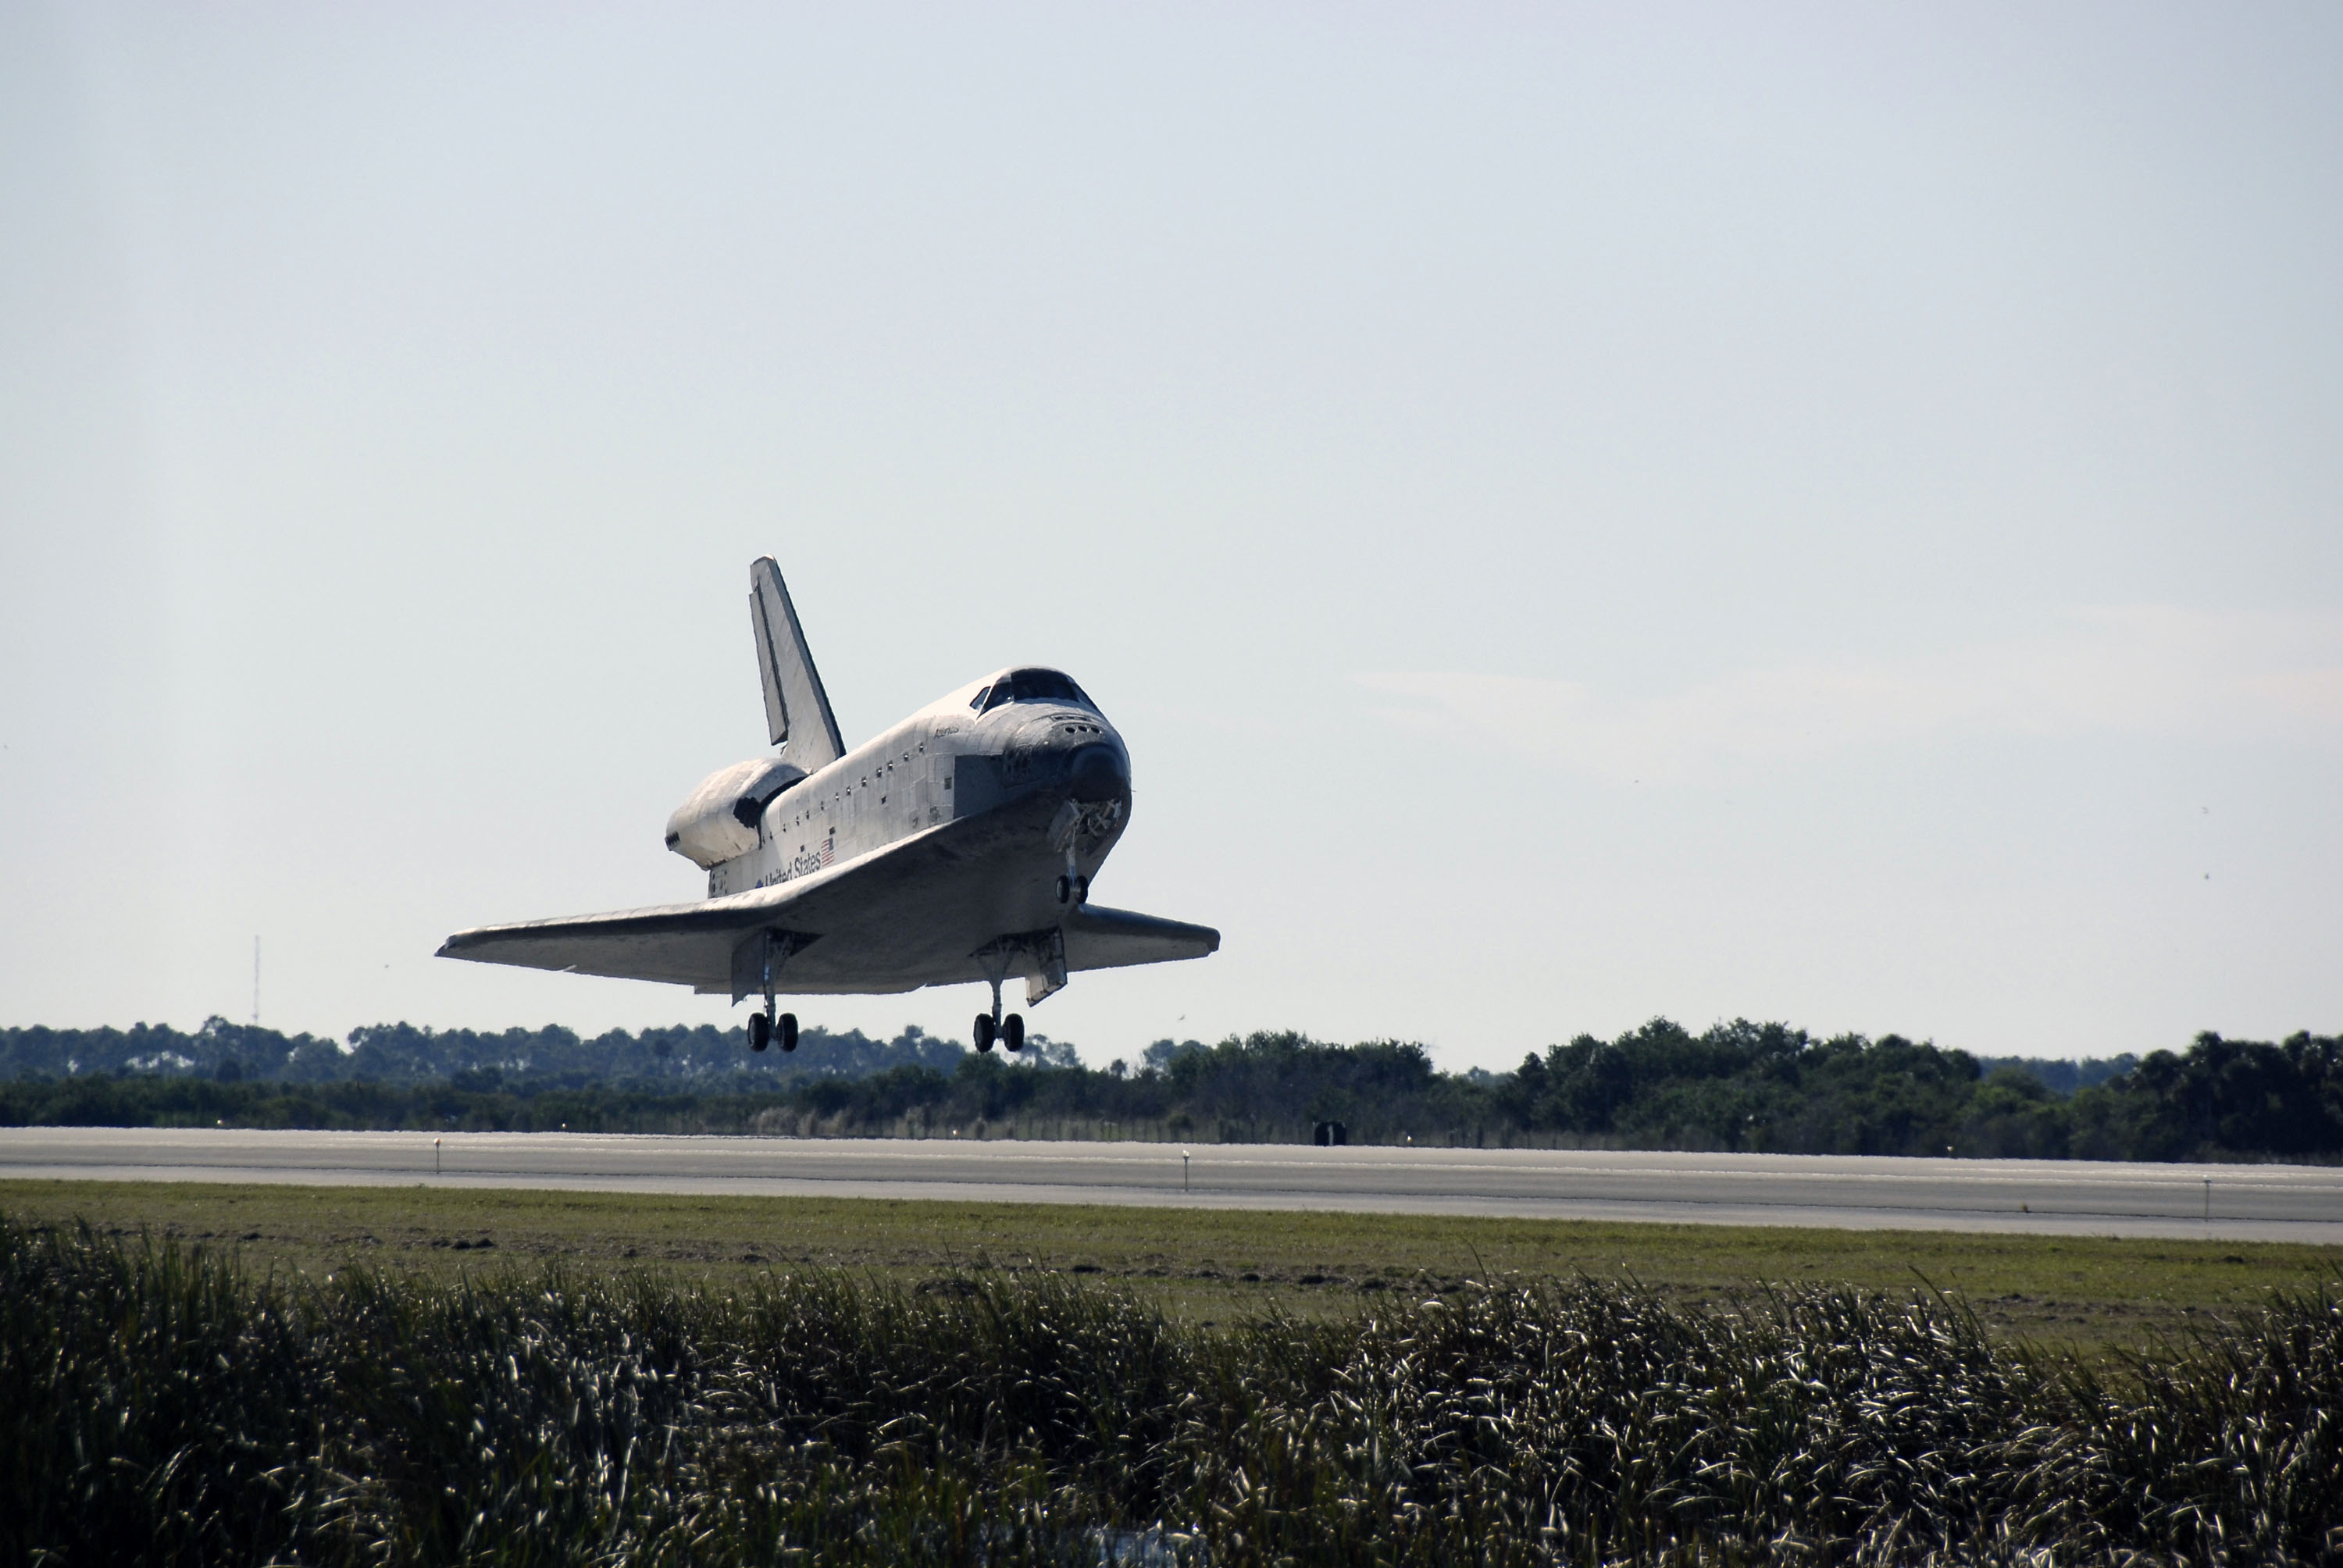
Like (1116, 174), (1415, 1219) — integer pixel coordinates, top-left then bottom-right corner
(5, 1213), (2338, 1564)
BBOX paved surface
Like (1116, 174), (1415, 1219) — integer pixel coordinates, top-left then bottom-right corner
(4, 1127), (2339, 1241)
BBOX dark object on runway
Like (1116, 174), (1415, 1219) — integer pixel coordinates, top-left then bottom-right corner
(1312, 1121), (1347, 1147)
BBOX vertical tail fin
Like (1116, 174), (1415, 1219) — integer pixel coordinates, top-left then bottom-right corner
(748, 557), (846, 771)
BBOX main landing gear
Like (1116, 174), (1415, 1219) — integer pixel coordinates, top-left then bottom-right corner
(748, 1009), (797, 1053)
(973, 1012), (1025, 1053)
(972, 972), (1024, 1054)
(744, 930), (799, 1053)
(1005, 1013), (1023, 1052)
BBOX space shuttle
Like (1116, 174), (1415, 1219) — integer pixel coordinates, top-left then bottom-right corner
(438, 558), (1218, 1053)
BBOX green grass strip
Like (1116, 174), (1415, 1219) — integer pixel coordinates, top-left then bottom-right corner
(8, 1177), (2340, 1352)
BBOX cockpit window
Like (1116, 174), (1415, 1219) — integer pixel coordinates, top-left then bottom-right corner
(979, 668), (1099, 715)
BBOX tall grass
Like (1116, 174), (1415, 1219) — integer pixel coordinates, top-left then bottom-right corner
(5, 1214), (2338, 1566)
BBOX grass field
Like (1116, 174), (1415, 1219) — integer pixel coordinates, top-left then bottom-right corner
(7, 1177), (2338, 1352)
(11, 1206), (2343, 1563)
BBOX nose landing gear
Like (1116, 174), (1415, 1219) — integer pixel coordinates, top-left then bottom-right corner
(1056, 836), (1091, 907)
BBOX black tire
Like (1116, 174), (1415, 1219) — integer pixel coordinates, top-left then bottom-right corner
(1056, 875), (1072, 905)
(1074, 875), (1089, 904)
(779, 1013), (798, 1053)
(749, 1014), (770, 1052)
(974, 1014), (996, 1053)
(1004, 1014), (1025, 1053)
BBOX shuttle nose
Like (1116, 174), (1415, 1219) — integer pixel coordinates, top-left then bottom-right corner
(1067, 742), (1129, 802)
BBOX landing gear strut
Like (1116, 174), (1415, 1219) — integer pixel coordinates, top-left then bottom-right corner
(744, 931), (799, 1053)
(972, 972), (1023, 1053)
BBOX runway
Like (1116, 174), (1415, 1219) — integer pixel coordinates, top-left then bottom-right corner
(5, 1127), (2340, 1242)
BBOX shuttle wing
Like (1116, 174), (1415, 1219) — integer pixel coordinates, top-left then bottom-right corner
(438, 817), (1219, 998)
(1058, 904), (1221, 971)
(437, 824), (963, 994)
(437, 892), (786, 991)
(749, 557), (845, 772)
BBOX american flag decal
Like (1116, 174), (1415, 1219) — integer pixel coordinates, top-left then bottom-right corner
(820, 833), (833, 867)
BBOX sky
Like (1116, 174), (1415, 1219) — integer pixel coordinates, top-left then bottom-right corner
(2, 2), (2338, 1072)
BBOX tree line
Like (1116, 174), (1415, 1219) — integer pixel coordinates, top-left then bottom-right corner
(2, 1017), (2337, 1163)
(0, 1017), (976, 1089)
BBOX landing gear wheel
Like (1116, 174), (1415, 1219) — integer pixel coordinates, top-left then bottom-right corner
(1074, 875), (1089, 905)
(779, 1013), (798, 1053)
(974, 1014), (997, 1053)
(1057, 875), (1072, 906)
(749, 1014), (771, 1052)
(1004, 1014), (1025, 1053)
